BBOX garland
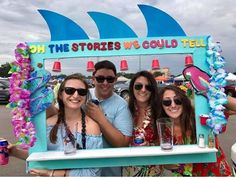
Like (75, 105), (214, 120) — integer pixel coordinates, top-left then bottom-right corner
(7, 43), (36, 149)
(206, 37), (228, 134)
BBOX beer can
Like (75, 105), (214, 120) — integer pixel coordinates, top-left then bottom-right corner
(0, 139), (9, 165)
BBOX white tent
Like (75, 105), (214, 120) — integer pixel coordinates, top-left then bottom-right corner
(117, 76), (129, 82)
(174, 74), (185, 81)
(226, 73), (236, 81)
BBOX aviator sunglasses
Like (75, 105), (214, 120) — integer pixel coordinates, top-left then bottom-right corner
(162, 97), (182, 107)
(64, 87), (88, 96)
(134, 83), (153, 92)
(95, 76), (116, 83)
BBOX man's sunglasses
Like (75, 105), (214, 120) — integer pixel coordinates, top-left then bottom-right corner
(134, 83), (153, 92)
(162, 98), (182, 106)
(95, 76), (116, 83)
(64, 87), (88, 96)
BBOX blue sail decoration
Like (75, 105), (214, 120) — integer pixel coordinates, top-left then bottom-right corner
(38, 9), (89, 41)
(88, 11), (137, 39)
(138, 4), (186, 37)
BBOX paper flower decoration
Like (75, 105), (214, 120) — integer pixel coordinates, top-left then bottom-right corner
(205, 37), (228, 134)
(7, 43), (36, 149)
(179, 82), (193, 98)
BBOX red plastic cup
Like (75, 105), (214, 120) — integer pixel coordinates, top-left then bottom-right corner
(185, 56), (193, 66)
(0, 139), (9, 165)
(224, 111), (229, 119)
(199, 114), (209, 125)
(221, 126), (226, 133)
(221, 111), (229, 133)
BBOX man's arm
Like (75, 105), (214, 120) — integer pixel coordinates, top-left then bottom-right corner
(46, 104), (58, 118)
(85, 102), (132, 147)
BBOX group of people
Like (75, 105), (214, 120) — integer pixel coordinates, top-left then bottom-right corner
(5, 60), (236, 176)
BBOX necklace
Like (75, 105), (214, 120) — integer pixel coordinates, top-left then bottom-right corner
(64, 108), (86, 149)
(133, 106), (152, 146)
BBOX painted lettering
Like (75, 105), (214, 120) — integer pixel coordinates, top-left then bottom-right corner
(133, 40), (140, 49)
(71, 43), (78, 52)
(123, 41), (133, 49)
(29, 45), (45, 54)
(181, 39), (206, 48)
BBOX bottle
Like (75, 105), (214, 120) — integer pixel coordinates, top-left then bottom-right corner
(198, 134), (205, 148)
(208, 131), (215, 148)
(134, 136), (146, 146)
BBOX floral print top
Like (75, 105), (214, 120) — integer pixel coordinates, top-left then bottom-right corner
(167, 129), (193, 176)
(122, 106), (163, 176)
(192, 136), (232, 176)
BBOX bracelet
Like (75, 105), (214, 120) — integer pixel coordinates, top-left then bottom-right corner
(50, 170), (55, 177)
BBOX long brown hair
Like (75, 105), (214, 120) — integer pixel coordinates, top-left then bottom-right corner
(128, 71), (159, 121)
(157, 85), (196, 143)
(49, 73), (89, 144)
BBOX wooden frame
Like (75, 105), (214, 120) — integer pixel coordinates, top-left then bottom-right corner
(26, 36), (217, 170)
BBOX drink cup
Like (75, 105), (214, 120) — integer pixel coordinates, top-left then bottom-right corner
(157, 118), (174, 151)
(0, 139), (9, 165)
(199, 114), (209, 125)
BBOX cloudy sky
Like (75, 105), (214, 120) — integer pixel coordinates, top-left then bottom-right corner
(0, 0), (235, 75)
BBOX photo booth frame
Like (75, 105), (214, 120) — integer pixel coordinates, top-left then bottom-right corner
(25, 35), (218, 170)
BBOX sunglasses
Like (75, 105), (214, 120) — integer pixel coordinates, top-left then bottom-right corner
(134, 83), (153, 92)
(95, 76), (116, 83)
(64, 87), (88, 96)
(162, 98), (182, 106)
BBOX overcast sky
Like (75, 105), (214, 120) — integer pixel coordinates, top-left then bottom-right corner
(0, 0), (235, 75)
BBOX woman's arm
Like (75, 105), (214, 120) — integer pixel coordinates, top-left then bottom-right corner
(8, 144), (28, 160)
(225, 96), (236, 111)
(30, 169), (67, 177)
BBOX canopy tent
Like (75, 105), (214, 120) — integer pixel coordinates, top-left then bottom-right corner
(117, 76), (129, 81)
(155, 76), (168, 81)
(174, 74), (185, 81)
(225, 73), (236, 81)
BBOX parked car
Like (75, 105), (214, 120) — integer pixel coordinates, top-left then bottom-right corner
(0, 79), (10, 104)
(224, 81), (236, 97)
(113, 80), (130, 100)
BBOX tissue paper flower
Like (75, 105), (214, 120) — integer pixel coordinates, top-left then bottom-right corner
(205, 37), (228, 134)
(7, 43), (36, 149)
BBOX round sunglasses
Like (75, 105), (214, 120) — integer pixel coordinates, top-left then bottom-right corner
(162, 98), (182, 106)
(95, 76), (116, 83)
(64, 87), (88, 96)
(134, 83), (153, 92)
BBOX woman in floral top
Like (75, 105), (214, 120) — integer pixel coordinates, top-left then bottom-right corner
(122, 71), (163, 176)
(158, 85), (232, 176)
(157, 85), (196, 176)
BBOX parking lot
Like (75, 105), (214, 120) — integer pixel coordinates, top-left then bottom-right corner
(0, 104), (235, 176)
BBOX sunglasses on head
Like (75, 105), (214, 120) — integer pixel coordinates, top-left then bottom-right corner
(95, 76), (116, 83)
(162, 98), (182, 106)
(134, 83), (153, 92)
(64, 87), (88, 96)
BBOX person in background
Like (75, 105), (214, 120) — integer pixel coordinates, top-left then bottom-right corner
(53, 78), (61, 106)
(84, 60), (133, 176)
(158, 85), (232, 176)
(8, 73), (103, 176)
(122, 71), (163, 176)
(225, 95), (236, 114)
